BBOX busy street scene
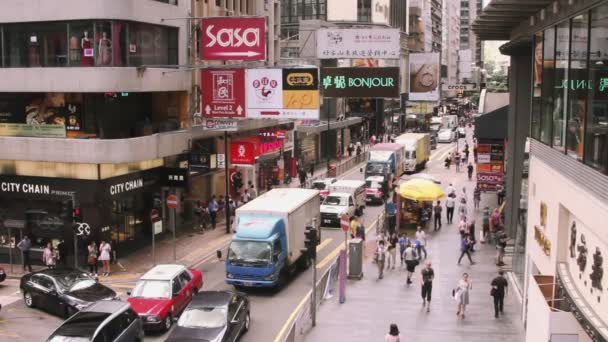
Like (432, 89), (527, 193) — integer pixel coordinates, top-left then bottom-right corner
(0, 0), (607, 342)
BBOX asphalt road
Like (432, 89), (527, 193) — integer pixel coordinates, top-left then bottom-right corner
(0, 142), (457, 341)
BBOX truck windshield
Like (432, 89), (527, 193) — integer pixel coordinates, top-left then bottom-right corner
(405, 151), (416, 159)
(366, 163), (387, 174)
(323, 196), (347, 206)
(228, 241), (271, 265)
(365, 180), (382, 189)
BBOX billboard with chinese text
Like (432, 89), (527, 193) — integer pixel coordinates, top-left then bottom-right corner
(316, 28), (399, 59)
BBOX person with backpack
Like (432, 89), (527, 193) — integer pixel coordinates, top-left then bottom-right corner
(403, 242), (419, 286)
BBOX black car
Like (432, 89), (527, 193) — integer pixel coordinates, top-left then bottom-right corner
(20, 268), (117, 318)
(165, 291), (250, 342)
(47, 300), (144, 342)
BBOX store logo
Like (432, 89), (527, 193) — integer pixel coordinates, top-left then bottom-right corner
(287, 72), (315, 87)
(252, 76), (279, 101)
(205, 25), (261, 48)
(237, 144), (247, 158)
(213, 73), (235, 101)
(109, 179), (143, 195)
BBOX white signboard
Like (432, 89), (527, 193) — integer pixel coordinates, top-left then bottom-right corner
(441, 84), (478, 91)
(477, 154), (491, 163)
(153, 220), (163, 235)
(372, 0), (390, 25)
(246, 69), (283, 109)
(327, 0), (357, 21)
(316, 28), (400, 59)
(202, 118), (238, 131)
(217, 154), (226, 169)
(409, 53), (440, 101)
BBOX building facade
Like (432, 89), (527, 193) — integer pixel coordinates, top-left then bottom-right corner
(475, 1), (608, 341)
(458, 0), (483, 83)
(442, 0), (460, 96)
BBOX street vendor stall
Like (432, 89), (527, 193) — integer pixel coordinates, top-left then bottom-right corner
(396, 179), (445, 230)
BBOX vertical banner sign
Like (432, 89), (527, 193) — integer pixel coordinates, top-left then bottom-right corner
(409, 53), (440, 101)
(201, 17), (266, 61)
(201, 69), (246, 118)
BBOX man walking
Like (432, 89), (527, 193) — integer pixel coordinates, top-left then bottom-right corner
(433, 201), (442, 231)
(375, 240), (387, 279)
(496, 229), (508, 266)
(208, 195), (219, 229)
(491, 271), (509, 318)
(446, 194), (456, 224)
(457, 234), (476, 265)
(415, 226), (428, 259)
(387, 233), (398, 270)
(421, 261), (435, 313)
(17, 235), (33, 272)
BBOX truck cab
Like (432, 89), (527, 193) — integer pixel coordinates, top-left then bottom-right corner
(364, 161), (392, 185)
(320, 192), (357, 226)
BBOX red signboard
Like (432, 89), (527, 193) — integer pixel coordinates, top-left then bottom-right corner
(166, 195), (179, 209)
(340, 214), (350, 232)
(202, 69), (246, 118)
(230, 141), (256, 165)
(201, 17), (266, 61)
(477, 172), (504, 191)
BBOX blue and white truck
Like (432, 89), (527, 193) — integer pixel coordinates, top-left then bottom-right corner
(225, 188), (320, 289)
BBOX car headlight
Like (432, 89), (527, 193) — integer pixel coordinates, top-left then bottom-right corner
(265, 274), (276, 281)
(0, 270), (5, 274)
(74, 303), (89, 310)
(226, 273), (234, 279)
(145, 315), (161, 322)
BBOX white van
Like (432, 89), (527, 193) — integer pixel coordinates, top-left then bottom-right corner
(320, 180), (366, 227)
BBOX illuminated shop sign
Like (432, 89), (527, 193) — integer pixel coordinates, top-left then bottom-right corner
(320, 67), (400, 98)
(109, 179), (143, 196)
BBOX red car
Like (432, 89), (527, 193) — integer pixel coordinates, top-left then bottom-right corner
(127, 264), (203, 332)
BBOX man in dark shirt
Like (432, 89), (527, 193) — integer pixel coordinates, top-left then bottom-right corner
(491, 270), (509, 318)
(421, 261), (435, 313)
(433, 200), (442, 231)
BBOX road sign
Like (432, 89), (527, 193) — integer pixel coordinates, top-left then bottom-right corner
(74, 222), (91, 237)
(202, 69), (246, 118)
(340, 214), (350, 232)
(201, 17), (266, 61)
(150, 209), (160, 221)
(217, 154), (226, 169)
(166, 195), (179, 209)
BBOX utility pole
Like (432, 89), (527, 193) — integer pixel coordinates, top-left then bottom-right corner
(303, 222), (318, 327)
(225, 131), (231, 234)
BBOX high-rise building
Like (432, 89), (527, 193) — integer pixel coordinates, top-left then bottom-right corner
(442, 0), (460, 91)
(458, 0), (483, 83)
(409, 0), (442, 53)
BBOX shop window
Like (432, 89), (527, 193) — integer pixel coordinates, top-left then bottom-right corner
(566, 14), (589, 160)
(3, 22), (68, 67)
(531, 31), (543, 140)
(68, 22), (95, 67)
(584, 4), (608, 173)
(540, 27), (556, 145)
(128, 23), (177, 66)
(552, 20), (570, 151)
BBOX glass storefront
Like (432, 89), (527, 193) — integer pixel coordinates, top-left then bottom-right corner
(530, 3), (608, 175)
(0, 20), (178, 68)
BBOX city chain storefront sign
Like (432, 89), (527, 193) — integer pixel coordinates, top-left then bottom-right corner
(108, 179), (144, 196)
(1, 182), (51, 195)
(316, 28), (399, 59)
(321, 67), (400, 98)
(201, 17), (266, 61)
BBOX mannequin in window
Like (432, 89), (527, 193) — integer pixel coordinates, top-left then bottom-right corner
(97, 31), (112, 66)
(69, 34), (80, 64)
(81, 31), (94, 66)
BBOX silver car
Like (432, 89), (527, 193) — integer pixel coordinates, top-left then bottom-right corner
(47, 300), (144, 342)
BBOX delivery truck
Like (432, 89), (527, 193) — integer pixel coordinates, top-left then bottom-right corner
(395, 133), (431, 173)
(320, 180), (366, 227)
(368, 143), (405, 176)
(225, 188), (320, 289)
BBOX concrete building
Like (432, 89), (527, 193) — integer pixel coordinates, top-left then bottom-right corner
(409, 0), (442, 53)
(459, 0), (483, 83)
(474, 1), (608, 341)
(442, 0), (460, 96)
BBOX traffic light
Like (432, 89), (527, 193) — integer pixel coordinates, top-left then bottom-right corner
(302, 225), (317, 260)
(73, 206), (83, 223)
(60, 200), (73, 219)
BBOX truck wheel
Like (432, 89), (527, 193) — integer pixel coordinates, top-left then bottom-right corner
(298, 256), (312, 270)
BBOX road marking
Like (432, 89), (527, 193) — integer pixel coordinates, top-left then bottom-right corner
(0, 330), (19, 337)
(273, 289), (311, 342)
(182, 234), (234, 263)
(316, 238), (332, 252)
(316, 218), (378, 270)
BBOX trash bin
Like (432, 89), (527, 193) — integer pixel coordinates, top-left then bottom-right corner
(327, 163), (337, 177)
(348, 238), (364, 279)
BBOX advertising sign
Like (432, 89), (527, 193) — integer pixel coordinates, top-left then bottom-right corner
(441, 84), (478, 91)
(371, 0), (390, 25)
(246, 68), (320, 119)
(477, 172), (503, 191)
(201, 118), (238, 131)
(230, 141), (256, 164)
(201, 69), (246, 118)
(327, 0), (357, 21)
(409, 53), (440, 101)
(201, 17), (266, 61)
(316, 28), (400, 59)
(321, 67), (400, 98)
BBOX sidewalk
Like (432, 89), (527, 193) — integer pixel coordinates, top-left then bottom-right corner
(305, 136), (525, 342)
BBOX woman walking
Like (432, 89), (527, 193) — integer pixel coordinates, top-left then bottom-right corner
(403, 242), (419, 286)
(99, 240), (112, 277)
(385, 323), (402, 342)
(473, 185), (481, 209)
(458, 197), (468, 223)
(42, 242), (56, 269)
(87, 241), (98, 276)
(455, 273), (473, 319)
(375, 240), (387, 279)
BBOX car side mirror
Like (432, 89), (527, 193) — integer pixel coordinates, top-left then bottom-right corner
(126, 291), (131, 296)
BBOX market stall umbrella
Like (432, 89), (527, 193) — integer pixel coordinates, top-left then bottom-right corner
(399, 179), (445, 201)
(400, 173), (441, 184)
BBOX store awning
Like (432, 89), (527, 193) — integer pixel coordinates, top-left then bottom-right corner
(474, 105), (508, 141)
(472, 0), (552, 41)
(296, 116), (363, 134)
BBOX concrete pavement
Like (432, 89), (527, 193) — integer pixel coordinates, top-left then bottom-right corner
(305, 132), (525, 342)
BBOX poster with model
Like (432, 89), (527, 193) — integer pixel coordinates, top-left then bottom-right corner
(409, 53), (440, 101)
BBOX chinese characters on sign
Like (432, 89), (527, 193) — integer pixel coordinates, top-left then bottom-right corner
(316, 28), (400, 59)
(320, 67), (399, 98)
(201, 69), (246, 118)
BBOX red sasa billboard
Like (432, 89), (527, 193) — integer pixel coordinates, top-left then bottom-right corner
(201, 17), (266, 61)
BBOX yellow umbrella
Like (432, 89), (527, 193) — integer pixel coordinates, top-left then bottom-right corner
(399, 178), (445, 201)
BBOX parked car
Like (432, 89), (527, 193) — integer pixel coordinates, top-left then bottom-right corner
(165, 291), (250, 342)
(20, 268), (117, 318)
(0, 266), (6, 282)
(127, 264), (203, 332)
(311, 177), (337, 201)
(46, 300), (144, 342)
(437, 128), (456, 143)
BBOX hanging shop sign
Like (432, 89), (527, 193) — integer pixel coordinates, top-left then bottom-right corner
(201, 69), (246, 118)
(189, 153), (211, 173)
(201, 17), (266, 61)
(201, 118), (239, 131)
(321, 67), (399, 98)
(316, 28), (399, 59)
(326, 0), (357, 21)
(230, 140), (256, 165)
(163, 168), (188, 188)
(108, 178), (144, 196)
(476, 172), (503, 191)
(245, 68), (320, 119)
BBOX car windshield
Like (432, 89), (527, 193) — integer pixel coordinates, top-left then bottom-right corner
(49, 312), (110, 341)
(228, 240), (271, 264)
(405, 151), (416, 159)
(177, 306), (227, 329)
(55, 273), (96, 292)
(131, 280), (171, 299)
(312, 182), (327, 190)
(323, 196), (346, 206)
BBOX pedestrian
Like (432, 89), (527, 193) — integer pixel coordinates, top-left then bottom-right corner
(446, 194), (456, 224)
(398, 234), (408, 267)
(356, 221), (366, 241)
(482, 207), (490, 243)
(99, 239), (112, 277)
(473, 144), (478, 162)
(57, 239), (67, 266)
(464, 143), (470, 161)
(496, 183), (504, 205)
(446, 182), (456, 197)
(195, 200), (204, 230)
(228, 198), (236, 227)
(42, 242), (56, 269)
(467, 163), (474, 181)
(421, 261), (435, 313)
(309, 163), (314, 178)
(457, 234), (476, 265)
(242, 188), (251, 204)
(386, 200), (397, 236)
(403, 242), (419, 285)
(17, 235), (33, 272)
(248, 182), (257, 200)
(473, 185), (481, 209)
(385, 323), (402, 342)
(87, 241), (98, 276)
(491, 270), (509, 318)
(208, 195), (219, 229)
(461, 153), (467, 166)
(455, 272), (473, 319)
(454, 152), (461, 172)
(299, 168), (307, 188)
(348, 142), (354, 157)
(387, 233), (398, 270)
(458, 197), (468, 222)
(468, 221), (477, 251)
(458, 218), (468, 237)
(496, 229), (508, 266)
(491, 208), (503, 232)
(415, 226), (427, 259)
(433, 200), (443, 231)
(375, 240), (387, 279)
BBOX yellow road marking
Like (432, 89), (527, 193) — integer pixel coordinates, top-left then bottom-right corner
(316, 238), (332, 252)
(182, 234), (233, 262)
(0, 330), (19, 337)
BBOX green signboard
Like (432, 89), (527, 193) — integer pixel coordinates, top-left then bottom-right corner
(0, 123), (66, 138)
(320, 67), (400, 98)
